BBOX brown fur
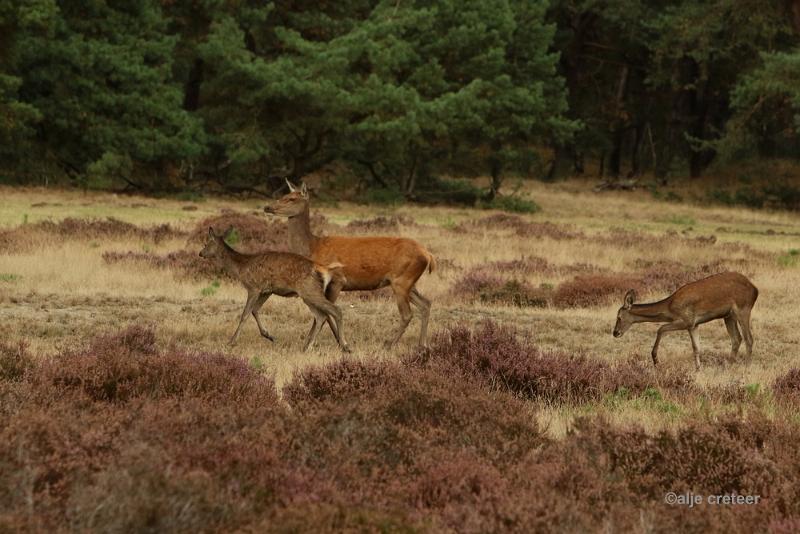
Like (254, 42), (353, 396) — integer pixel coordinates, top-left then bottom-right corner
(613, 271), (758, 370)
(199, 228), (349, 352)
(264, 181), (434, 347)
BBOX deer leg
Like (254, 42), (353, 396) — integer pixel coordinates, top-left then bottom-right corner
(736, 308), (754, 357)
(688, 327), (701, 371)
(251, 292), (274, 342)
(230, 291), (259, 346)
(301, 307), (327, 352)
(724, 314), (742, 359)
(409, 288), (431, 347)
(651, 321), (686, 366)
(316, 298), (350, 352)
(385, 283), (413, 348)
(321, 282), (343, 342)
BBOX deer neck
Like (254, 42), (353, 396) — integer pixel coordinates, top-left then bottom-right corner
(216, 242), (246, 278)
(630, 298), (674, 323)
(287, 206), (316, 256)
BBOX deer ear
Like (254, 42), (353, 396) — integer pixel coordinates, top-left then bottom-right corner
(208, 227), (215, 238)
(285, 178), (297, 193)
(624, 289), (636, 309)
(300, 182), (308, 198)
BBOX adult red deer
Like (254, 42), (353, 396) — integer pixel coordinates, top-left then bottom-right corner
(264, 180), (435, 347)
(199, 228), (350, 352)
(612, 272), (758, 370)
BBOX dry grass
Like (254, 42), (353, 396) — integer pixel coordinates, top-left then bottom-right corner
(1, 182), (800, 439)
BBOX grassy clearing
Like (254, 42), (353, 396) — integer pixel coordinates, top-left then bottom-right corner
(1, 182), (799, 437)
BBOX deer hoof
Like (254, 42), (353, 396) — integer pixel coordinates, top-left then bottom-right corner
(341, 344), (351, 353)
(262, 333), (275, 342)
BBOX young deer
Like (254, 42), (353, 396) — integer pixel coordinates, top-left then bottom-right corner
(198, 228), (350, 352)
(613, 271), (758, 370)
(264, 180), (435, 347)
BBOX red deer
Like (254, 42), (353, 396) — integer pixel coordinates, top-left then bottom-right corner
(613, 271), (758, 370)
(264, 180), (435, 347)
(199, 228), (350, 352)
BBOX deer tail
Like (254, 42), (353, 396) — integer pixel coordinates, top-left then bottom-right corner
(318, 262), (346, 293)
(425, 251), (436, 274)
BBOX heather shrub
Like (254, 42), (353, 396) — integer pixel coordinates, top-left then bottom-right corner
(6, 326), (800, 531)
(454, 214), (583, 240)
(283, 358), (398, 407)
(0, 217), (185, 253)
(189, 210), (331, 251)
(573, 417), (779, 498)
(635, 259), (735, 294)
(0, 327), (291, 531)
(774, 368), (800, 401)
(452, 269), (551, 307)
(488, 256), (553, 274)
(33, 326), (278, 405)
(0, 340), (32, 381)
(189, 211), (288, 251)
(103, 249), (227, 281)
(283, 358), (547, 507)
(68, 452), (230, 533)
(345, 214), (416, 232)
(262, 504), (421, 532)
(553, 274), (645, 308)
(407, 322), (693, 403)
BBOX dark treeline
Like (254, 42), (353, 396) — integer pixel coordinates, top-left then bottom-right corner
(2, 0), (800, 197)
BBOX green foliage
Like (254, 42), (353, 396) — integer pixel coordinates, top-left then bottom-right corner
(223, 229), (240, 247)
(716, 50), (800, 161)
(355, 187), (406, 206)
(5, 0), (205, 185)
(0, 273), (22, 283)
(414, 177), (483, 206)
(708, 183), (800, 210)
(2, 0), (800, 198)
(478, 195), (540, 214)
(201, 280), (221, 297)
(661, 214), (696, 226)
(778, 249), (800, 268)
(548, 0), (797, 180)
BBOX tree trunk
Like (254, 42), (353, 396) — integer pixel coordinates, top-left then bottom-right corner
(183, 59), (204, 111)
(609, 64), (630, 180)
(486, 142), (503, 200)
(609, 128), (624, 179)
(687, 78), (713, 178)
(629, 123), (644, 177)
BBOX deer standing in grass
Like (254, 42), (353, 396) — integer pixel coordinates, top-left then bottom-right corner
(199, 228), (350, 352)
(264, 180), (435, 347)
(612, 271), (758, 370)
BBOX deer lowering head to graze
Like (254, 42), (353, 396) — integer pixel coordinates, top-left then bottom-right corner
(198, 228), (349, 352)
(264, 180), (435, 347)
(612, 271), (758, 370)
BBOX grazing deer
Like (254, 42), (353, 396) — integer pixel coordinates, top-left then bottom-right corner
(612, 271), (758, 370)
(264, 180), (435, 347)
(198, 228), (350, 352)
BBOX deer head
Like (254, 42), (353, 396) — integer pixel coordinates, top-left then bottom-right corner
(264, 179), (309, 217)
(613, 289), (637, 337)
(199, 227), (234, 259)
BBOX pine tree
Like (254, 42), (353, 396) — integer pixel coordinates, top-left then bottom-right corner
(14, 0), (205, 187)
